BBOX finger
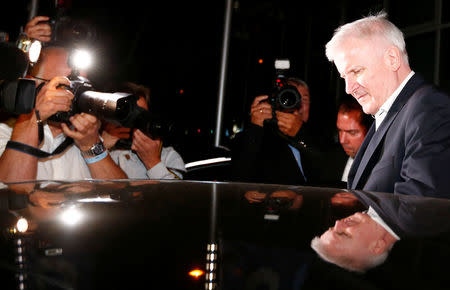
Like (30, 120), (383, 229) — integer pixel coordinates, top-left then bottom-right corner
(61, 122), (83, 140)
(29, 16), (50, 25)
(251, 95), (269, 107)
(47, 76), (71, 91)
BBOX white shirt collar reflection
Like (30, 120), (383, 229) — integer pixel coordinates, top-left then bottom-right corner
(366, 206), (401, 240)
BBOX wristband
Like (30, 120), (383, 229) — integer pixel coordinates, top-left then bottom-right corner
(84, 150), (108, 164)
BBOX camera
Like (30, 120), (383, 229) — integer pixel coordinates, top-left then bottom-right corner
(268, 59), (302, 111)
(0, 42), (37, 115)
(51, 76), (174, 144)
(48, 75), (138, 126)
(37, 0), (96, 46)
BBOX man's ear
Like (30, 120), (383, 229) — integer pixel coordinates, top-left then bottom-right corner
(370, 238), (387, 255)
(384, 46), (401, 71)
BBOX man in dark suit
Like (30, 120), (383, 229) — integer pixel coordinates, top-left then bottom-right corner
(325, 11), (450, 198)
(231, 78), (323, 185)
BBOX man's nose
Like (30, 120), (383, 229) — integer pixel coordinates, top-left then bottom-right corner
(339, 132), (348, 144)
(345, 76), (358, 95)
(334, 219), (346, 231)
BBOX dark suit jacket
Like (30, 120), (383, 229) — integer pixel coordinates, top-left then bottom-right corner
(231, 122), (322, 186)
(348, 73), (450, 198)
(231, 123), (306, 185)
(353, 190), (450, 239)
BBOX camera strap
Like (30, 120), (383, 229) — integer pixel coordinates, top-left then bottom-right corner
(6, 137), (74, 158)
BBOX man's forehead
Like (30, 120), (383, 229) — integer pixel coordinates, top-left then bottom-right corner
(334, 37), (374, 68)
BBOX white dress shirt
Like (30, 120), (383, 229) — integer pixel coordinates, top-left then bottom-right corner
(341, 157), (354, 182)
(375, 71), (415, 130)
(0, 122), (92, 180)
(109, 147), (186, 179)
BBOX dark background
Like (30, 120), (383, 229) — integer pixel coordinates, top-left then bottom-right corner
(2, 0), (450, 162)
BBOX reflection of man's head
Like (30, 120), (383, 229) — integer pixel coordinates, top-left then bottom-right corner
(311, 212), (396, 272)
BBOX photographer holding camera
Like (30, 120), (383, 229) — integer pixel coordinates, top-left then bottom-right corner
(0, 43), (127, 182)
(101, 82), (186, 180)
(231, 73), (323, 186)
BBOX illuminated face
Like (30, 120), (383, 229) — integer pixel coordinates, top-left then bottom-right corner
(319, 212), (383, 262)
(337, 110), (368, 158)
(333, 37), (398, 115)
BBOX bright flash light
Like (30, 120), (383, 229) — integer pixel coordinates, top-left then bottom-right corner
(60, 206), (83, 226)
(16, 217), (28, 233)
(28, 40), (42, 63)
(16, 34), (42, 63)
(71, 49), (93, 70)
(188, 269), (204, 279)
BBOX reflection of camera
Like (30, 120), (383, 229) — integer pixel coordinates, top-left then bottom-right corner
(269, 59), (302, 111)
(265, 196), (294, 214)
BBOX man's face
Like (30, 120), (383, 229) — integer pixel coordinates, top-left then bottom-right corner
(297, 85), (310, 122)
(333, 37), (397, 115)
(40, 48), (72, 80)
(319, 212), (383, 262)
(286, 82), (310, 122)
(337, 110), (367, 158)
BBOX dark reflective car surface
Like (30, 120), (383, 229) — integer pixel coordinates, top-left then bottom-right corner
(0, 180), (448, 290)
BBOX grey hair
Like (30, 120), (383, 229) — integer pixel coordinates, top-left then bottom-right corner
(286, 77), (309, 91)
(310, 236), (391, 273)
(325, 11), (409, 65)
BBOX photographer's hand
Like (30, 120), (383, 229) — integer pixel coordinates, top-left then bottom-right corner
(61, 113), (101, 151)
(24, 16), (52, 42)
(61, 113), (127, 179)
(131, 129), (162, 170)
(101, 122), (131, 149)
(276, 110), (303, 137)
(34, 76), (74, 121)
(250, 95), (273, 127)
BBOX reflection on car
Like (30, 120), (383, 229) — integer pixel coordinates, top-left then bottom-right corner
(0, 179), (448, 290)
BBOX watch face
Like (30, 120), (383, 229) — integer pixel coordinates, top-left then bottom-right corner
(92, 143), (105, 155)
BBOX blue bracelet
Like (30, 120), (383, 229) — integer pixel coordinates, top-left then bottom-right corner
(84, 150), (108, 164)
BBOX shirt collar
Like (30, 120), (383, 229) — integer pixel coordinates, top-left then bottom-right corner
(367, 206), (401, 240)
(374, 71), (415, 129)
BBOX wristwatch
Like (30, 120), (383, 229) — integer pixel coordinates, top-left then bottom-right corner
(80, 141), (106, 157)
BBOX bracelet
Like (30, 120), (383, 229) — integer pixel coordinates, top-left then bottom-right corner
(84, 150), (108, 164)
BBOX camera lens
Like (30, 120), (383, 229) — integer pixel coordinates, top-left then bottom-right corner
(277, 87), (301, 109)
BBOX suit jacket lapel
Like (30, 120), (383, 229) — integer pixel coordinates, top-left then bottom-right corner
(349, 73), (426, 189)
(347, 123), (374, 188)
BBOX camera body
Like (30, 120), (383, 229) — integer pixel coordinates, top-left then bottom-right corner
(268, 59), (302, 112)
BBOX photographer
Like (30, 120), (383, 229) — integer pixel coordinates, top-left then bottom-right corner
(0, 45), (127, 182)
(101, 82), (186, 179)
(231, 77), (322, 186)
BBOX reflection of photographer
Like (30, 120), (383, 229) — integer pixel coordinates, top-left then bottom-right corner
(101, 82), (186, 180)
(231, 59), (320, 185)
(244, 190), (304, 212)
(0, 25), (127, 183)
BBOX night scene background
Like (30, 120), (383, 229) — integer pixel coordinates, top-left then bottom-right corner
(2, 0), (450, 162)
